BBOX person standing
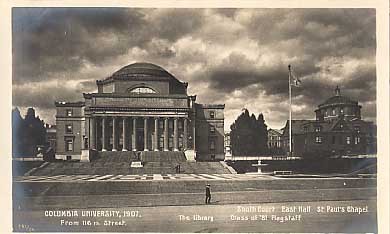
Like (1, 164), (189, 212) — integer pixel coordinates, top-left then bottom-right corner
(205, 184), (211, 204)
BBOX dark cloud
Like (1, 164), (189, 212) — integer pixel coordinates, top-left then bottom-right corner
(13, 8), (148, 83)
(150, 9), (205, 42)
(201, 52), (320, 97)
(13, 83), (84, 109)
(12, 8), (376, 128)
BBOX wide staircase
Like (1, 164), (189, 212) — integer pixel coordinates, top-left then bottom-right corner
(29, 151), (231, 176)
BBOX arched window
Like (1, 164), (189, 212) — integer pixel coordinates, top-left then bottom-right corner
(129, 87), (156, 94)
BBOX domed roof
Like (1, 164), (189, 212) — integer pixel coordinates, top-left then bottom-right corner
(321, 95), (357, 105)
(97, 62), (187, 95)
(319, 86), (358, 107)
(111, 62), (175, 79)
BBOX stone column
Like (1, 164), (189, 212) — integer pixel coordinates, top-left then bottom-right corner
(163, 118), (169, 151)
(90, 117), (96, 150)
(122, 117), (128, 151)
(154, 118), (159, 151)
(144, 117), (149, 151)
(173, 118), (179, 151)
(132, 117), (137, 151)
(183, 118), (188, 150)
(112, 117), (118, 151)
(102, 117), (107, 151)
(192, 119), (196, 150)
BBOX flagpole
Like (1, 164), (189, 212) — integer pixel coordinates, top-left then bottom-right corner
(288, 64), (292, 156)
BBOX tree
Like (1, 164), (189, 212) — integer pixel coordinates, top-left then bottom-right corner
(12, 108), (24, 156)
(230, 110), (268, 156)
(12, 107), (47, 157)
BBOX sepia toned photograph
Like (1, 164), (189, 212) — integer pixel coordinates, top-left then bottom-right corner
(10, 6), (381, 233)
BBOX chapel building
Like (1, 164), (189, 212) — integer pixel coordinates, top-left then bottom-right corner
(281, 86), (376, 157)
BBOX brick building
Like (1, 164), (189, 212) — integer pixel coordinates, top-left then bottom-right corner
(55, 62), (224, 161)
(282, 87), (376, 157)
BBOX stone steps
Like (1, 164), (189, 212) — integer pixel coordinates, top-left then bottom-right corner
(30, 151), (230, 175)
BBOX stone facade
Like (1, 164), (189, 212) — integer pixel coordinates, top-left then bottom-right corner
(55, 63), (224, 161)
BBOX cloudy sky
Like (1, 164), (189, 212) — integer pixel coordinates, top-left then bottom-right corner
(12, 8), (376, 130)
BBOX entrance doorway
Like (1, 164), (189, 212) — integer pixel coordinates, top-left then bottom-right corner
(137, 129), (144, 151)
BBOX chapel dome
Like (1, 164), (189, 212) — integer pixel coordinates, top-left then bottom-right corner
(318, 86), (358, 108)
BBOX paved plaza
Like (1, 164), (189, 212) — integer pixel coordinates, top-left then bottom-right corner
(13, 173), (377, 232)
(14, 172), (369, 182)
(15, 173), (276, 182)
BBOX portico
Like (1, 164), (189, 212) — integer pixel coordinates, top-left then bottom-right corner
(88, 115), (190, 152)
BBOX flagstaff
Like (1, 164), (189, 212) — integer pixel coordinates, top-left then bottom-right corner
(288, 64), (292, 155)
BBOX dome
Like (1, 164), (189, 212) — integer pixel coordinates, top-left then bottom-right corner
(111, 62), (175, 79)
(321, 95), (357, 106)
(318, 86), (357, 107)
(97, 62), (187, 95)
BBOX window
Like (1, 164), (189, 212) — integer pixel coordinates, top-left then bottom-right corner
(168, 137), (173, 148)
(211, 154), (215, 161)
(346, 136), (351, 145)
(354, 126), (360, 133)
(84, 137), (88, 149)
(65, 139), (73, 151)
(178, 137), (183, 149)
(159, 137), (164, 149)
(303, 126), (308, 132)
(325, 111), (328, 117)
(178, 121), (183, 130)
(65, 124), (73, 134)
(332, 109), (336, 116)
(168, 120), (173, 130)
(129, 87), (156, 94)
(209, 139), (215, 150)
(340, 108), (344, 114)
(355, 137), (360, 144)
(315, 136), (322, 143)
(210, 111), (215, 119)
(332, 136), (336, 144)
(66, 109), (73, 117)
(315, 126), (322, 132)
(210, 126), (216, 134)
(159, 120), (164, 129)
